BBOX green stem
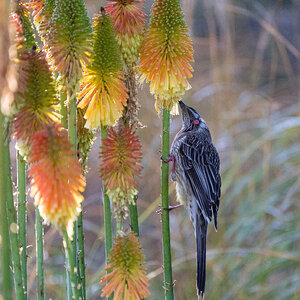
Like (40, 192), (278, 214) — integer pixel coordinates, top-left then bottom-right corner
(68, 94), (77, 148)
(17, 152), (27, 295)
(65, 255), (72, 300)
(35, 208), (45, 300)
(60, 89), (68, 129)
(3, 134), (25, 299)
(68, 94), (81, 300)
(63, 232), (80, 300)
(101, 126), (113, 300)
(77, 209), (86, 300)
(0, 112), (13, 300)
(103, 186), (112, 257)
(129, 196), (139, 236)
(68, 97), (85, 299)
(60, 88), (71, 298)
(161, 108), (174, 299)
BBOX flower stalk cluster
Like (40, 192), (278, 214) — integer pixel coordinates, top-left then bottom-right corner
(0, 0), (196, 298)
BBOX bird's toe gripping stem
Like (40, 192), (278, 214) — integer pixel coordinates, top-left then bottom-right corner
(161, 155), (176, 178)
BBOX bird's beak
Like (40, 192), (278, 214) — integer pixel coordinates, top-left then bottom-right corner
(179, 100), (191, 119)
(179, 101), (201, 121)
(179, 100), (188, 115)
(179, 100), (187, 110)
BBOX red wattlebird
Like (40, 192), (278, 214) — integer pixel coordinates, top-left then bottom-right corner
(163, 101), (221, 298)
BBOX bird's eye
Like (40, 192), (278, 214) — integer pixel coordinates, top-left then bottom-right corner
(193, 119), (200, 125)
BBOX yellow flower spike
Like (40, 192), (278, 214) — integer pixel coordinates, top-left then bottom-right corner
(14, 48), (60, 158)
(139, 0), (194, 113)
(106, 0), (147, 65)
(29, 124), (86, 238)
(46, 0), (92, 91)
(100, 232), (150, 300)
(78, 9), (128, 128)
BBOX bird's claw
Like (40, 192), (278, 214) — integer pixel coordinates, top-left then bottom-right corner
(156, 205), (163, 215)
(160, 156), (172, 163)
(156, 204), (183, 214)
(162, 280), (177, 291)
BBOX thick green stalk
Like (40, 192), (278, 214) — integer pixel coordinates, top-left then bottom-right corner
(35, 208), (45, 300)
(68, 94), (81, 300)
(77, 210), (86, 300)
(3, 134), (25, 299)
(0, 112), (13, 300)
(17, 152), (27, 295)
(69, 93), (85, 299)
(161, 108), (174, 299)
(101, 127), (113, 300)
(59, 88), (71, 297)
(103, 186), (112, 256)
(60, 90), (68, 129)
(65, 255), (71, 300)
(129, 196), (139, 236)
(63, 232), (80, 300)
(68, 95), (77, 147)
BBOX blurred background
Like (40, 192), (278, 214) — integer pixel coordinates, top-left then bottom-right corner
(7, 0), (300, 299)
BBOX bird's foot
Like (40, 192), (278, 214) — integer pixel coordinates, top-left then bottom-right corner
(162, 280), (177, 291)
(161, 155), (176, 177)
(156, 204), (183, 214)
(160, 156), (172, 163)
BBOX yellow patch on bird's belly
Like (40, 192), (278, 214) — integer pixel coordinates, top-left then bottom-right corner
(175, 182), (187, 205)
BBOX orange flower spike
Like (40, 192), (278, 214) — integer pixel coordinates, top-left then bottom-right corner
(26, 0), (44, 24)
(139, 0), (194, 113)
(100, 233), (150, 300)
(78, 9), (128, 128)
(29, 124), (86, 238)
(106, 0), (147, 65)
(14, 1), (36, 51)
(99, 126), (143, 220)
(99, 127), (143, 191)
(27, 0), (55, 46)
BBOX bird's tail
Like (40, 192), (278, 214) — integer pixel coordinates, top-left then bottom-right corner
(196, 215), (208, 299)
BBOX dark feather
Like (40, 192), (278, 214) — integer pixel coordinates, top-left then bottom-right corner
(180, 134), (221, 226)
(196, 214), (208, 298)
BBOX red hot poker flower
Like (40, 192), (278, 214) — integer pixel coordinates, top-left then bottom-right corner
(100, 232), (150, 299)
(139, 0), (194, 113)
(106, 0), (147, 65)
(29, 124), (85, 238)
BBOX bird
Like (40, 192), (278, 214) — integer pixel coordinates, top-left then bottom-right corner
(163, 100), (221, 298)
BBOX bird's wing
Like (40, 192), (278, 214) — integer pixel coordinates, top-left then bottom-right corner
(180, 134), (221, 224)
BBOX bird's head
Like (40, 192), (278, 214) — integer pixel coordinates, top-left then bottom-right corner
(179, 101), (206, 131)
